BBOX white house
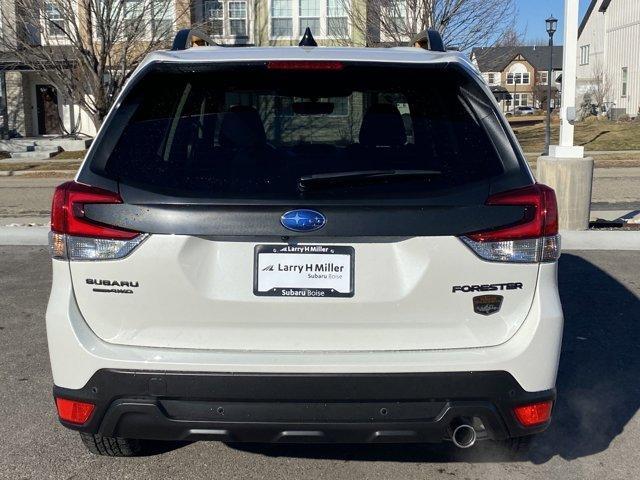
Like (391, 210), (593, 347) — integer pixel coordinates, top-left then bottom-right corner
(577, 0), (640, 117)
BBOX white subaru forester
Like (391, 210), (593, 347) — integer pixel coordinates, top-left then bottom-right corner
(46, 29), (563, 456)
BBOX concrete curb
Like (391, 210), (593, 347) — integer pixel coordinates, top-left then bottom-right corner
(0, 170), (78, 177)
(560, 230), (640, 251)
(1, 227), (639, 250)
(0, 227), (49, 245)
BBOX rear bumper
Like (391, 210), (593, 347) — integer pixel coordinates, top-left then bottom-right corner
(55, 370), (554, 443)
(46, 261), (563, 393)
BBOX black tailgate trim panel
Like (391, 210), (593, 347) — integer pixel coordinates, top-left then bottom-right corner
(84, 204), (525, 237)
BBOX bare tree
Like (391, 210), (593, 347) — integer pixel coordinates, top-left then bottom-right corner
(529, 37), (551, 47)
(587, 60), (612, 113)
(344, 0), (517, 49)
(495, 25), (524, 47)
(0, 0), (190, 134)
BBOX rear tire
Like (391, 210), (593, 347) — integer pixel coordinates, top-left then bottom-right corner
(80, 433), (143, 457)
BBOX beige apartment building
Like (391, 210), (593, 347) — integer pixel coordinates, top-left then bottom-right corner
(0, 0), (191, 139)
(0, 1), (414, 140)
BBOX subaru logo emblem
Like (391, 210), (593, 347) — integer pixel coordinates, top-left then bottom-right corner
(281, 209), (326, 232)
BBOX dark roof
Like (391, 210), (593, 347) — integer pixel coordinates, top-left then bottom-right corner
(0, 47), (75, 71)
(471, 46), (563, 72)
(489, 85), (512, 100)
(580, 0), (613, 37)
(599, 0), (612, 12)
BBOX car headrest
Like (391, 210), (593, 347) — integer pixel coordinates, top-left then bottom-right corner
(219, 105), (267, 148)
(359, 104), (407, 147)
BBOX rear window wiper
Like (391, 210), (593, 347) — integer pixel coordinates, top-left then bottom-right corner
(298, 170), (441, 191)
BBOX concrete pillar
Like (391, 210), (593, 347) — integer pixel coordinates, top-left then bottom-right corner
(538, 0), (594, 231)
(537, 156), (594, 230)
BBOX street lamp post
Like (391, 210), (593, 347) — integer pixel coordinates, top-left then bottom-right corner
(544, 15), (557, 155)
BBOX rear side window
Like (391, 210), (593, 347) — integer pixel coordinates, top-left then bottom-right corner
(98, 63), (506, 200)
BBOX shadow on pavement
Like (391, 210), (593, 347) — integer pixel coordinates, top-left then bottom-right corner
(529, 253), (640, 463)
(226, 254), (640, 463)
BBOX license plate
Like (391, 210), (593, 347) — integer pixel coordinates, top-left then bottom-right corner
(254, 245), (354, 298)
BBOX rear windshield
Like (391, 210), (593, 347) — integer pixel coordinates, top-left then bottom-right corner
(97, 63), (506, 200)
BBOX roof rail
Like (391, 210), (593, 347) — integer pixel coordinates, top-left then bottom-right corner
(411, 29), (446, 52)
(172, 28), (218, 51)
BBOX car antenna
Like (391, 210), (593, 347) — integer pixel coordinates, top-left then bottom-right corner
(299, 27), (318, 47)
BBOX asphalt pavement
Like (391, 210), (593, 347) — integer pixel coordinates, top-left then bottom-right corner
(0, 247), (639, 479)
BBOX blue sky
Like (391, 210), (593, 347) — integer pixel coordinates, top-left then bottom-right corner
(515, 0), (592, 43)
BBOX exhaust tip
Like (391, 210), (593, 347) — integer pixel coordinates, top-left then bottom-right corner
(452, 424), (477, 449)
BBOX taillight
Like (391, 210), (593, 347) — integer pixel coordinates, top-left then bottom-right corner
(267, 60), (344, 71)
(513, 400), (553, 427)
(460, 184), (560, 263)
(49, 181), (146, 261)
(55, 397), (95, 425)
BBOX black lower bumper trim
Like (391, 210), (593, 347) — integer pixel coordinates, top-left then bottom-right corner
(54, 370), (555, 443)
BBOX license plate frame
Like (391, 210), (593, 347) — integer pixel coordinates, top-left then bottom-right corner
(253, 244), (355, 298)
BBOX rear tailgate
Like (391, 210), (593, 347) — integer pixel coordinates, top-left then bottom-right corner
(69, 235), (539, 351)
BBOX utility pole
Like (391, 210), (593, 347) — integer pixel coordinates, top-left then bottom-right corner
(537, 0), (594, 231)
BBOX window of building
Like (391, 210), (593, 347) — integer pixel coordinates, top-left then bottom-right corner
(327, 0), (348, 37)
(506, 63), (530, 85)
(205, 1), (247, 37)
(205, 1), (224, 35)
(388, 0), (407, 33)
(45, 2), (65, 37)
(123, 0), (144, 35)
(270, 0), (350, 38)
(513, 93), (529, 107)
(622, 67), (628, 97)
(91, 0), (174, 40)
(271, 0), (294, 37)
(580, 45), (590, 65)
(487, 73), (497, 85)
(229, 1), (247, 36)
(151, 1), (174, 39)
(538, 71), (548, 85)
(299, 0), (321, 34)
(507, 73), (530, 85)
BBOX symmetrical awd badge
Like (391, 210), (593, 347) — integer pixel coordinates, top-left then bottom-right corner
(473, 295), (504, 316)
